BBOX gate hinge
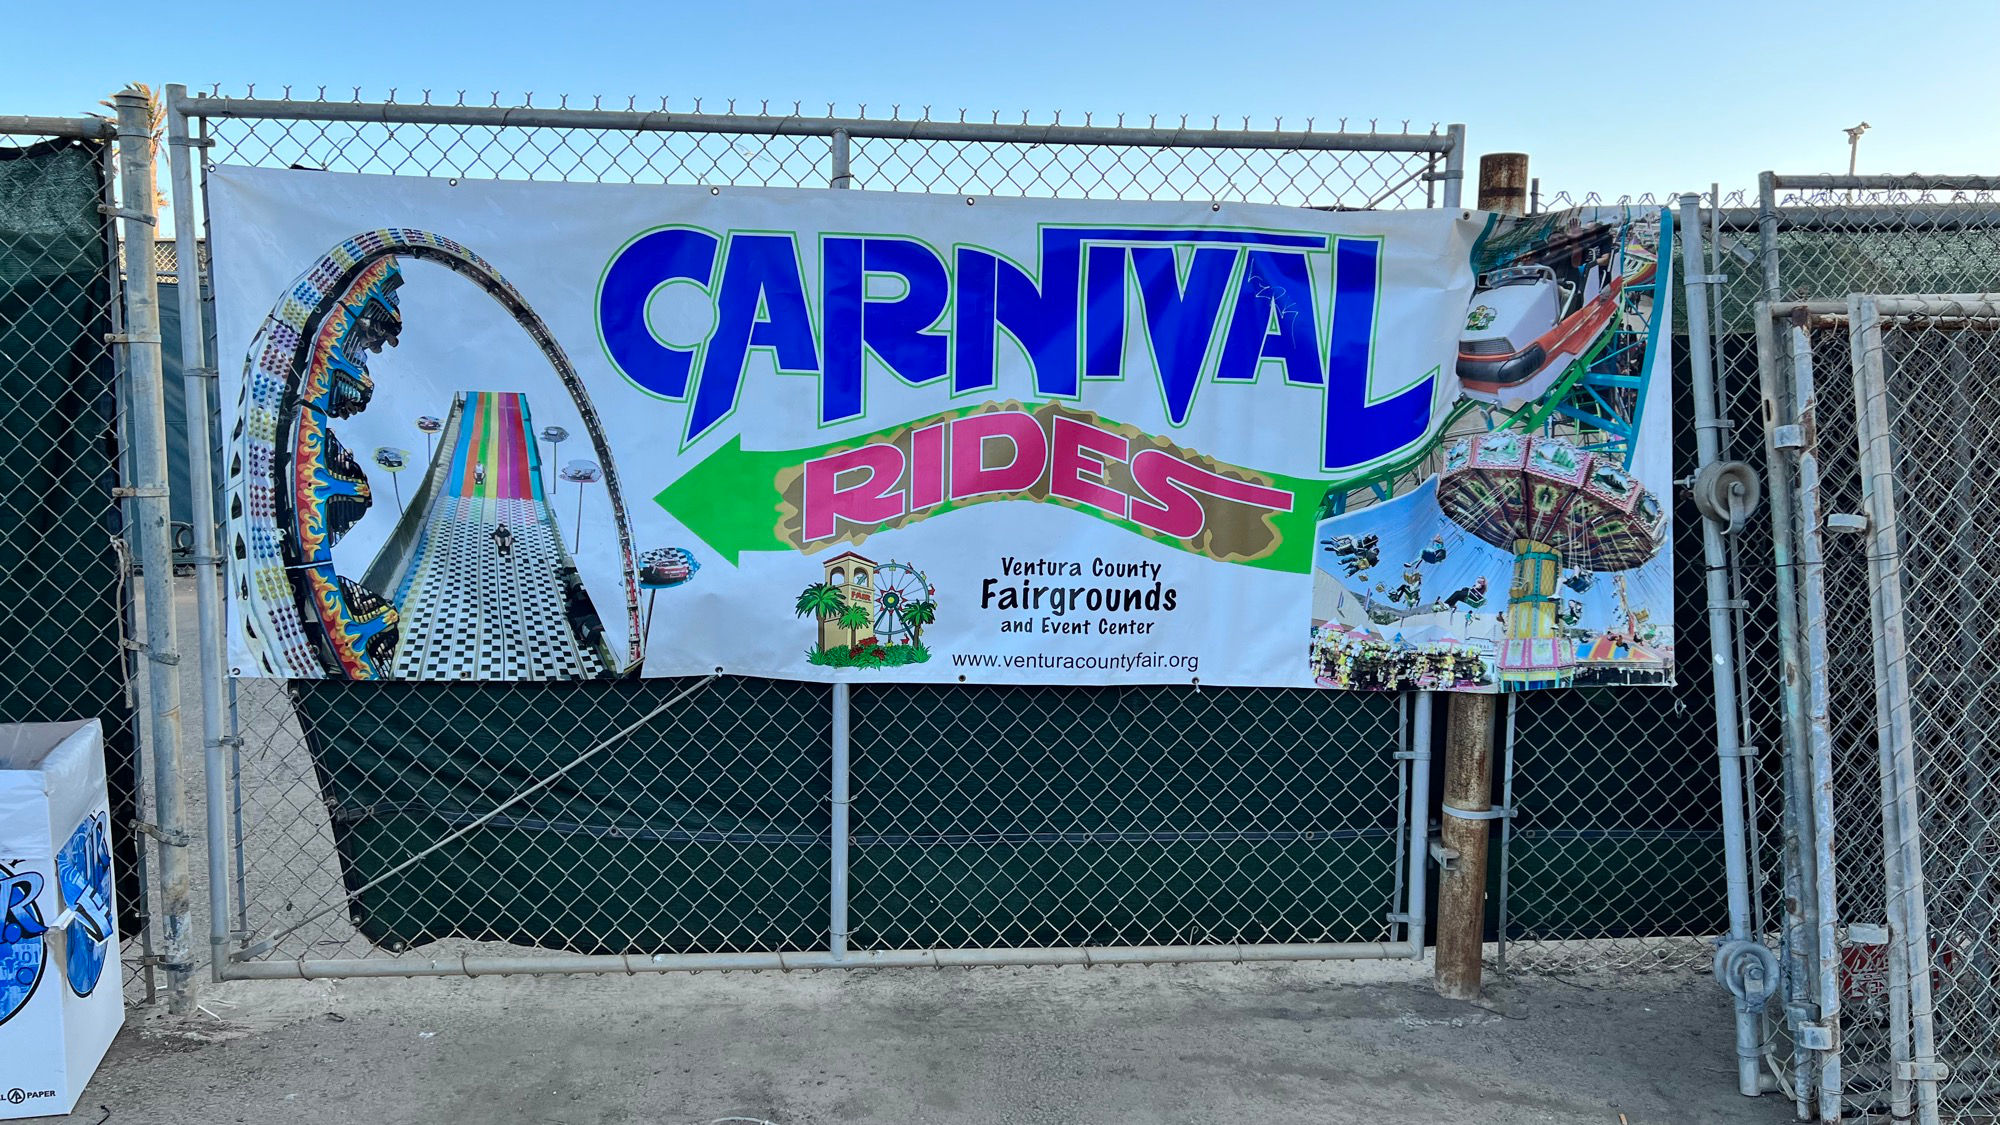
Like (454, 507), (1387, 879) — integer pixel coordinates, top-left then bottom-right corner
(1689, 273), (1730, 285)
(1428, 837), (1461, 872)
(1826, 513), (1869, 534)
(1773, 424), (1804, 450)
(132, 819), (192, 847)
(1442, 804), (1513, 821)
(1385, 911), (1415, 925)
(1719, 743), (1757, 759)
(187, 365), (219, 380)
(1845, 922), (1890, 945)
(1796, 1022), (1836, 1051)
(105, 331), (162, 345)
(166, 135), (216, 149)
(1899, 1061), (1951, 1082)
(136, 953), (196, 973)
(112, 486), (171, 499)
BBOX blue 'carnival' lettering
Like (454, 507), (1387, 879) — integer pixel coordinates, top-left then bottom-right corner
(598, 225), (1436, 470)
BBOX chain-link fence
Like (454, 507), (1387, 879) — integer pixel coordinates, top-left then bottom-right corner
(0, 115), (152, 1003)
(1488, 191), (1761, 978)
(164, 88), (1459, 980)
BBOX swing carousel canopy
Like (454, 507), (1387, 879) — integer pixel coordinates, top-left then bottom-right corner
(1435, 432), (1666, 571)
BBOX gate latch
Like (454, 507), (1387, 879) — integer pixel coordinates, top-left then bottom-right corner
(1900, 1061), (1952, 1082)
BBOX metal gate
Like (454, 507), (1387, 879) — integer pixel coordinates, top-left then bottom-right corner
(162, 86), (1463, 983)
(1749, 174), (2000, 1124)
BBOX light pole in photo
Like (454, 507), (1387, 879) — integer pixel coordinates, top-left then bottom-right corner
(637, 546), (700, 657)
(372, 447), (411, 515)
(558, 459), (601, 554)
(539, 424), (569, 497)
(416, 415), (441, 464)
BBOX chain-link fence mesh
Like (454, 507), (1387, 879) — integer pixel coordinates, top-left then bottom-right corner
(179, 90), (1448, 972)
(848, 685), (1403, 950)
(0, 124), (150, 1003)
(1488, 191), (1748, 976)
(1850, 302), (2000, 1124)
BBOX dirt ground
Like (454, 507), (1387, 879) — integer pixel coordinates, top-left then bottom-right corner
(52, 959), (1793, 1125)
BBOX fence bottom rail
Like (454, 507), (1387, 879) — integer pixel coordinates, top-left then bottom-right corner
(219, 941), (1416, 980)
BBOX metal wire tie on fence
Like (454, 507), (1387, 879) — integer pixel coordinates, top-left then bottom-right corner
(120, 637), (180, 665)
(133, 819), (192, 847)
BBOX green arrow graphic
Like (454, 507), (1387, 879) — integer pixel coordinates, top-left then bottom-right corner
(653, 434), (795, 565)
(655, 404), (1329, 572)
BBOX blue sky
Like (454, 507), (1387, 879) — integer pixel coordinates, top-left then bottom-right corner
(5, 0), (1994, 200)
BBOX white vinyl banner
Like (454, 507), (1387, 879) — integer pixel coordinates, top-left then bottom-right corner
(211, 167), (1674, 691)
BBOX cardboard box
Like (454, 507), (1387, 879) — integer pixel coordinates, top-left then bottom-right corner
(0, 720), (121, 1119)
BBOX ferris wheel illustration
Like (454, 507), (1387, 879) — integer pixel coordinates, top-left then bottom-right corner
(871, 560), (934, 645)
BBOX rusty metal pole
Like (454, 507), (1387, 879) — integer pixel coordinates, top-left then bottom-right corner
(1433, 151), (1528, 1001)
(1476, 152), (1529, 216)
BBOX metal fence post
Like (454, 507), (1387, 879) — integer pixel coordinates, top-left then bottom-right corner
(164, 84), (232, 980)
(113, 86), (193, 1013)
(1678, 194), (1765, 1098)
(827, 127), (853, 962)
(1751, 172), (1840, 1119)
(1440, 125), (1465, 210)
(1405, 692), (1433, 960)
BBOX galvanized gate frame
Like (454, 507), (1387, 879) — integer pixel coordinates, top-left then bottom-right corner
(1755, 278), (1989, 1122)
(163, 86), (1464, 982)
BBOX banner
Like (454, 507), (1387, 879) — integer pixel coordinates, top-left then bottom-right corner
(212, 167), (1672, 690)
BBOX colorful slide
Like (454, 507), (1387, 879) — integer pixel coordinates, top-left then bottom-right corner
(367, 391), (612, 680)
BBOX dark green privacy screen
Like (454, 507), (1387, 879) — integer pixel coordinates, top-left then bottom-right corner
(0, 137), (141, 929)
(292, 677), (832, 954)
(293, 677), (1404, 954)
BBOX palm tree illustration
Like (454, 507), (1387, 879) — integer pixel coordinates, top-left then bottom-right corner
(899, 598), (936, 646)
(795, 582), (846, 650)
(837, 601), (873, 647)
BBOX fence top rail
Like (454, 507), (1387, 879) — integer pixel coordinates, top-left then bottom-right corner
(1770, 172), (2000, 192)
(1764, 294), (2000, 319)
(172, 92), (1459, 155)
(1712, 201), (2000, 233)
(0, 115), (115, 141)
